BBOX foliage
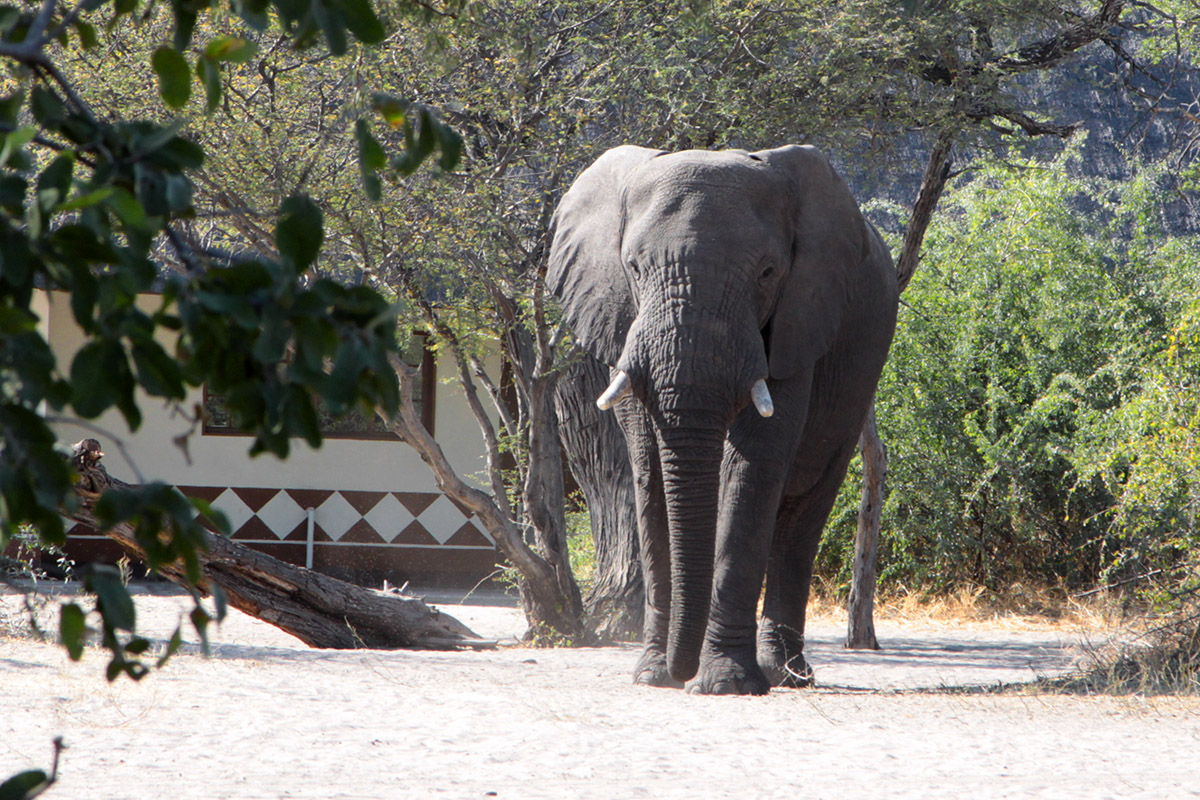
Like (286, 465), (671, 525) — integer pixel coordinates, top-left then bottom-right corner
(566, 494), (595, 590)
(0, 0), (461, 678)
(1072, 295), (1200, 583)
(819, 145), (1200, 593)
(0, 737), (61, 800)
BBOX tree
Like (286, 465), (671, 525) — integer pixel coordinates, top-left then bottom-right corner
(555, 352), (642, 639)
(0, 0), (468, 678)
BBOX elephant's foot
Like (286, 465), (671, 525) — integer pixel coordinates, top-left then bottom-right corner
(757, 619), (815, 688)
(759, 650), (814, 688)
(633, 646), (683, 688)
(684, 648), (771, 696)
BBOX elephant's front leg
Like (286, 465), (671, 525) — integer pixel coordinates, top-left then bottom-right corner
(758, 435), (860, 688)
(687, 380), (811, 696)
(613, 397), (679, 688)
(757, 502), (823, 689)
(759, 355), (880, 688)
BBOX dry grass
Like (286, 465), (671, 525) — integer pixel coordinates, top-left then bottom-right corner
(1044, 597), (1200, 695)
(805, 581), (1125, 633)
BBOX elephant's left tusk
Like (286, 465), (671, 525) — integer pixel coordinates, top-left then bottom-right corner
(751, 379), (774, 418)
(596, 371), (632, 410)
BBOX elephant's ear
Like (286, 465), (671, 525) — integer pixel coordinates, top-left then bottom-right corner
(755, 144), (870, 381)
(548, 145), (663, 366)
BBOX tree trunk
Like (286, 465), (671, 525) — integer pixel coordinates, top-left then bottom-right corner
(69, 440), (487, 650)
(521, 365), (587, 641)
(555, 353), (644, 641)
(847, 406), (884, 650)
(849, 129), (956, 646)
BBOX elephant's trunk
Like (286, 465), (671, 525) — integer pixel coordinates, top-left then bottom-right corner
(619, 295), (769, 682)
(653, 401), (727, 683)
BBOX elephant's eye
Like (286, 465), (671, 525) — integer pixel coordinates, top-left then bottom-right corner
(627, 260), (641, 279)
(758, 264), (776, 283)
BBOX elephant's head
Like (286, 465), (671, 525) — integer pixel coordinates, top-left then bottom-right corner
(548, 145), (873, 681)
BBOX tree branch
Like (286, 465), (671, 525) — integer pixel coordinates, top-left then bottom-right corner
(896, 127), (956, 293)
(991, 0), (1126, 74)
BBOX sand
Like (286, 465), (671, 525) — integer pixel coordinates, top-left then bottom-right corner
(2, 583), (1199, 799)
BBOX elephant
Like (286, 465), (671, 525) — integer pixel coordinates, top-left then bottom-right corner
(547, 144), (898, 695)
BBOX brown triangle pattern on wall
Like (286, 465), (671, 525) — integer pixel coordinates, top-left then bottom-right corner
(444, 521), (493, 548)
(283, 521), (310, 542)
(231, 516), (275, 541)
(340, 490), (388, 515)
(444, 495), (475, 518)
(393, 520), (440, 547)
(285, 489), (335, 510)
(394, 492), (439, 517)
(340, 519), (386, 545)
(137, 486), (497, 557)
(231, 487), (281, 512)
(176, 485), (225, 503)
(194, 512), (222, 533)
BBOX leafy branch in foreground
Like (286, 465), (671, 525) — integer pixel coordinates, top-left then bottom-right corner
(0, 736), (62, 800)
(0, 0), (463, 677)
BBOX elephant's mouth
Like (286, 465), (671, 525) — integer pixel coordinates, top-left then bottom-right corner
(596, 370), (773, 418)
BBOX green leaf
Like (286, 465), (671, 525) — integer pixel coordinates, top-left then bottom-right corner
(152, 47), (192, 109)
(0, 770), (50, 800)
(372, 94), (410, 129)
(190, 606), (211, 654)
(0, 7), (21, 34)
(29, 86), (65, 129)
(275, 194), (323, 270)
(86, 567), (136, 632)
(171, 3), (199, 51)
(284, 385), (322, 447)
(157, 626), (184, 668)
(0, 126), (37, 169)
(205, 35), (259, 63)
(334, 0), (385, 44)
(56, 187), (115, 212)
(356, 119), (387, 171)
(131, 338), (185, 399)
(69, 339), (125, 418)
(252, 309), (290, 364)
(212, 585), (228, 622)
(196, 57), (222, 113)
(312, 0), (348, 56)
(37, 154), (75, 212)
(59, 603), (87, 661)
(355, 119), (386, 201)
(74, 19), (98, 49)
(189, 497), (230, 536)
(438, 126), (463, 172)
(232, 0), (270, 29)
(124, 637), (151, 655)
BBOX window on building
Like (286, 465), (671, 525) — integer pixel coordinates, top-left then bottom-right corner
(202, 332), (435, 439)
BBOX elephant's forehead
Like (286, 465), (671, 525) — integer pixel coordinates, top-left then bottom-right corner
(628, 155), (787, 226)
(636, 150), (777, 190)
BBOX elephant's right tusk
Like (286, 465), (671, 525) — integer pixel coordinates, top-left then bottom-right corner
(751, 379), (774, 418)
(596, 371), (632, 410)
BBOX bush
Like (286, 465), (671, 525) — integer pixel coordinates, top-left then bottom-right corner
(818, 146), (1200, 596)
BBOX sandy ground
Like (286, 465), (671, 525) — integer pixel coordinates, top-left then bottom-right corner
(2, 583), (1199, 800)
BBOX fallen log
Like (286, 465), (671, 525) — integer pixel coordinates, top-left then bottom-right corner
(68, 439), (491, 650)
